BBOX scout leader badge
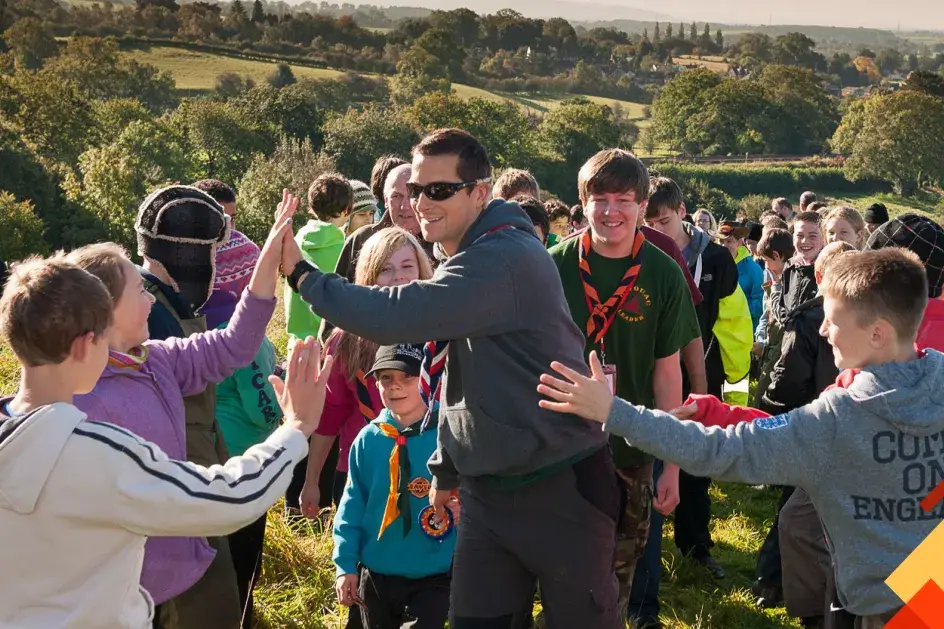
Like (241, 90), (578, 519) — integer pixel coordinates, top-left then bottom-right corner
(578, 228), (646, 393)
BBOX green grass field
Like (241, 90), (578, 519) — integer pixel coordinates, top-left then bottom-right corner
(125, 46), (649, 119)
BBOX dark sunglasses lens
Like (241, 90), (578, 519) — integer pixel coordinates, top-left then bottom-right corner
(426, 183), (460, 201)
(406, 183), (423, 199)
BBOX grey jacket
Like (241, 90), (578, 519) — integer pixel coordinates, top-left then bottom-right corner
(299, 199), (605, 489)
(603, 349), (944, 616)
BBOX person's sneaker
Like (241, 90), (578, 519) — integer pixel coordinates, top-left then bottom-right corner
(691, 554), (725, 579)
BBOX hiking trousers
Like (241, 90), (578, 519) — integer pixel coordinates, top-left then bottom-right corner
(450, 446), (621, 629)
(780, 488), (831, 619)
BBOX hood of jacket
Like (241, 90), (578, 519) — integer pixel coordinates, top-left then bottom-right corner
(844, 349), (944, 436)
(0, 403), (86, 514)
(681, 222), (711, 267)
(456, 199), (539, 253)
(734, 245), (752, 265)
(299, 219), (345, 251)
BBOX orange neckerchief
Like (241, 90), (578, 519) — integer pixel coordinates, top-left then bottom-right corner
(376, 421), (419, 540)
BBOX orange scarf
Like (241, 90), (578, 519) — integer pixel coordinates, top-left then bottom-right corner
(376, 422), (414, 540)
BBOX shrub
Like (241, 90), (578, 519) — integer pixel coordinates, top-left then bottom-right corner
(648, 164), (890, 198)
(0, 192), (50, 261)
(738, 194), (771, 221)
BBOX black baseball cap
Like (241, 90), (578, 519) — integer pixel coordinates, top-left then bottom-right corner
(368, 343), (424, 377)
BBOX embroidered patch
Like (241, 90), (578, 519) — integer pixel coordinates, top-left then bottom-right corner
(755, 415), (789, 431)
(408, 477), (431, 499)
(418, 505), (454, 540)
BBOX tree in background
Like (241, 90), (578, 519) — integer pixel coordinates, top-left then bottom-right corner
(539, 98), (631, 172)
(666, 23), (673, 39)
(250, 0), (264, 23)
(237, 136), (335, 243)
(2, 17), (56, 70)
(832, 90), (944, 195)
(653, 21), (660, 42)
(390, 45), (450, 106)
(0, 192), (49, 260)
(321, 105), (418, 179)
(755, 64), (839, 153)
(715, 29), (723, 49)
(267, 62), (297, 88)
(690, 21), (697, 41)
(428, 8), (479, 47)
(648, 67), (722, 154)
(903, 70), (944, 98)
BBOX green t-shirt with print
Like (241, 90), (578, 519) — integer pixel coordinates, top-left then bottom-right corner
(550, 236), (701, 467)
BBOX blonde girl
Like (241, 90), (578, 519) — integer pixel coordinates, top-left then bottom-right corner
(299, 227), (434, 516)
(693, 209), (717, 235)
(824, 206), (867, 249)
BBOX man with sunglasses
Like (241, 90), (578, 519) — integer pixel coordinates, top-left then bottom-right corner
(281, 128), (621, 628)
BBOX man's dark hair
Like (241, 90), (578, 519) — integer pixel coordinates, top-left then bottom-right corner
(646, 177), (685, 219)
(757, 228), (795, 261)
(193, 179), (236, 204)
(578, 149), (649, 205)
(808, 201), (829, 214)
(307, 173), (354, 220)
(515, 195), (549, 242)
(544, 199), (571, 223)
(570, 204), (585, 224)
(370, 156), (407, 203)
(412, 128), (492, 183)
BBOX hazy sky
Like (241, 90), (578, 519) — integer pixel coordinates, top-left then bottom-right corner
(596, 0), (944, 31)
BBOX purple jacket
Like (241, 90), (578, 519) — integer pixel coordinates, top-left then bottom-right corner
(73, 291), (276, 604)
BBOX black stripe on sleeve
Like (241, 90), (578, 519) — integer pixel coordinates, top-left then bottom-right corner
(73, 425), (292, 505)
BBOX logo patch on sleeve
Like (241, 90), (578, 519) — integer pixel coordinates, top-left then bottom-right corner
(755, 415), (790, 431)
(408, 477), (431, 499)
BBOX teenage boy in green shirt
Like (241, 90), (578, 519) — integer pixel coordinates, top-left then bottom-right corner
(549, 149), (701, 621)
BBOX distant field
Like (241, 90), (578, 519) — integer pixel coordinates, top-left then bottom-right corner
(126, 46), (649, 119)
(675, 55), (731, 73)
(127, 46), (353, 90)
(826, 190), (944, 219)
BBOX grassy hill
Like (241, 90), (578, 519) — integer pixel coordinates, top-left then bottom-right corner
(125, 45), (650, 120)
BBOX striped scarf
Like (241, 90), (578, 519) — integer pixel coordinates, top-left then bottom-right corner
(578, 228), (646, 347)
(419, 224), (515, 432)
(107, 346), (150, 371)
(355, 369), (379, 422)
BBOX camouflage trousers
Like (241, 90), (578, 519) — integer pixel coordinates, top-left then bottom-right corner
(614, 461), (655, 622)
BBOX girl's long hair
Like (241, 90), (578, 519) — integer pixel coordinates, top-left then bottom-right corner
(692, 209), (717, 234)
(329, 227), (434, 380)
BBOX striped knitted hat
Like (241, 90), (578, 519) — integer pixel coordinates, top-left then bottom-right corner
(349, 180), (378, 217)
(135, 185), (231, 312)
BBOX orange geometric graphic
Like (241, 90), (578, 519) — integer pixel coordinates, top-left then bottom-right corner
(885, 580), (944, 629)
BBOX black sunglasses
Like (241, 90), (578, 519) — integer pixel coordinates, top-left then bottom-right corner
(406, 178), (492, 202)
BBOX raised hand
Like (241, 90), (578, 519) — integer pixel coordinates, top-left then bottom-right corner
(537, 351), (614, 424)
(269, 336), (334, 438)
(247, 188), (299, 299)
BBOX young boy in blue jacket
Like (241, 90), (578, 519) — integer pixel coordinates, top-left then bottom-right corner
(333, 343), (456, 629)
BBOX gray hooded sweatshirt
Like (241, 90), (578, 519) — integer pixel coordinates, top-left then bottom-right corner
(602, 349), (944, 616)
(298, 199), (605, 490)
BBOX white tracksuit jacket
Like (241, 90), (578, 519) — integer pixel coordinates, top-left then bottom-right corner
(0, 403), (308, 628)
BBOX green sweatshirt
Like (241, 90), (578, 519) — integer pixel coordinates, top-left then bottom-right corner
(284, 220), (345, 349)
(214, 324), (281, 456)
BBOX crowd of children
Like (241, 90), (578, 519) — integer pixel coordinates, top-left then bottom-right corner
(3, 126), (944, 629)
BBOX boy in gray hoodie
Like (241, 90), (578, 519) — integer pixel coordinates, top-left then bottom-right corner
(281, 129), (620, 628)
(539, 247), (940, 628)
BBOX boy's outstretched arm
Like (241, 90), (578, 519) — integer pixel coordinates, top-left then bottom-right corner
(539, 352), (835, 489)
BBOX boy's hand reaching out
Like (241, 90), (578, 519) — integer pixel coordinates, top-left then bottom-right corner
(248, 188), (299, 299)
(537, 351), (614, 423)
(335, 574), (359, 607)
(270, 336), (334, 438)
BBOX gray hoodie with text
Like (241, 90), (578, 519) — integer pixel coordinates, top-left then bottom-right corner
(603, 349), (944, 616)
(298, 199), (605, 490)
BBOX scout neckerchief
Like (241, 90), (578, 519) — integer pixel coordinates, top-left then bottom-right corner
(419, 224), (515, 431)
(578, 228), (646, 365)
(354, 369), (379, 422)
(376, 420), (422, 540)
(107, 346), (150, 371)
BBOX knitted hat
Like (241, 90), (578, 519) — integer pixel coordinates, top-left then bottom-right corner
(866, 213), (944, 298)
(135, 185), (231, 312)
(349, 180), (379, 217)
(864, 203), (889, 226)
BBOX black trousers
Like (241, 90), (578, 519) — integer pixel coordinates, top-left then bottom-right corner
(754, 485), (796, 587)
(285, 437), (339, 511)
(675, 340), (723, 559)
(228, 513), (267, 629)
(348, 568), (451, 629)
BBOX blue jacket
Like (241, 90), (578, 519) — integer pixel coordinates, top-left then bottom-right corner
(734, 246), (764, 332)
(333, 409), (455, 578)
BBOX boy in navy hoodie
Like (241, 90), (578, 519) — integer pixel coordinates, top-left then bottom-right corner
(333, 343), (456, 629)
